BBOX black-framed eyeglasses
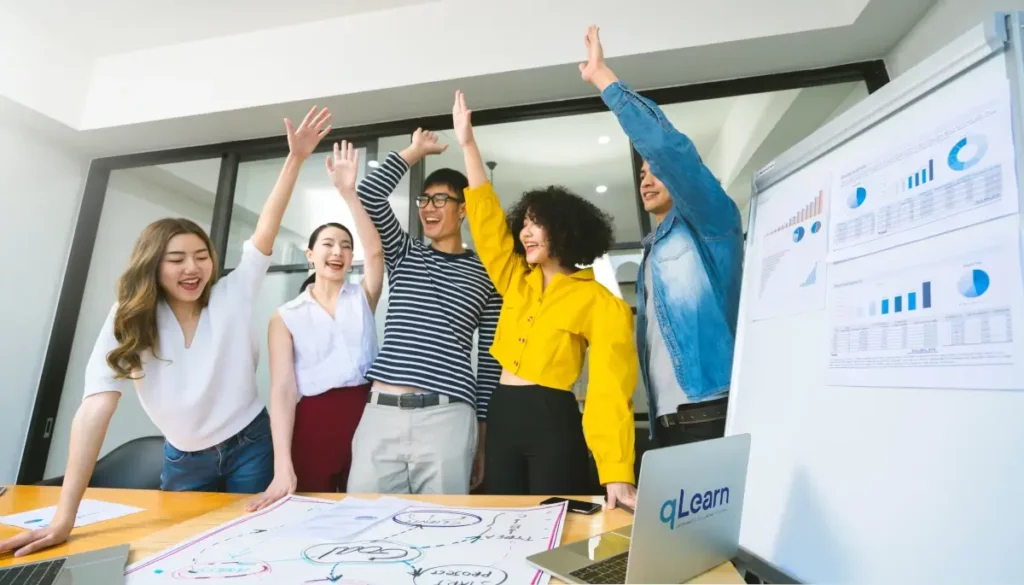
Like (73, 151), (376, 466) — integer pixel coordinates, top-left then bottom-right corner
(416, 193), (464, 208)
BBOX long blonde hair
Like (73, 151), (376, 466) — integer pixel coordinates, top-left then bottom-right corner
(106, 218), (219, 379)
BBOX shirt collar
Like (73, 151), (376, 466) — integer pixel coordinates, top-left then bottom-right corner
(298, 282), (352, 305)
(526, 266), (595, 293)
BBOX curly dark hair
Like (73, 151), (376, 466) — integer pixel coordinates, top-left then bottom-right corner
(506, 186), (615, 269)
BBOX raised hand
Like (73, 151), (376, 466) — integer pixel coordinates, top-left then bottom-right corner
(400, 128), (448, 166)
(326, 140), (360, 195)
(579, 25), (618, 90)
(452, 90), (476, 147)
(285, 106), (332, 160)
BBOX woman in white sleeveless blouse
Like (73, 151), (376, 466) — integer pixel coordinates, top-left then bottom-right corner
(248, 142), (384, 510)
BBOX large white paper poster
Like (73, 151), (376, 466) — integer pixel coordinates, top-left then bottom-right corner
(125, 495), (567, 585)
(828, 96), (1018, 261)
(826, 215), (1024, 389)
(752, 182), (829, 321)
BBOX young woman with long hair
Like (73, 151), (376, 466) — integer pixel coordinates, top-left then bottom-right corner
(246, 141), (384, 511)
(0, 106), (332, 558)
(453, 91), (639, 509)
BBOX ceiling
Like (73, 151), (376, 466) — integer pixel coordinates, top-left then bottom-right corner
(0, 0), (937, 157)
(0, 0), (435, 56)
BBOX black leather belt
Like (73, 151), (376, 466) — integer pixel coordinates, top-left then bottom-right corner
(367, 391), (448, 409)
(656, 397), (728, 428)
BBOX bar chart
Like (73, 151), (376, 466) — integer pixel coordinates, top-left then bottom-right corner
(903, 159), (935, 191)
(871, 281), (933, 316)
(768, 190), (825, 237)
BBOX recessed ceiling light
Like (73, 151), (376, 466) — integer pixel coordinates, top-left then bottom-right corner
(597, 136), (611, 145)
(596, 185), (608, 193)
(367, 160), (380, 168)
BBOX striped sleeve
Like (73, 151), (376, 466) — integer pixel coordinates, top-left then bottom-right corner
(475, 287), (503, 419)
(357, 151), (411, 272)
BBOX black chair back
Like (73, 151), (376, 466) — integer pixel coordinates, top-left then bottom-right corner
(37, 436), (165, 490)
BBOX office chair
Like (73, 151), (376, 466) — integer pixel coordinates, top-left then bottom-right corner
(37, 436), (165, 489)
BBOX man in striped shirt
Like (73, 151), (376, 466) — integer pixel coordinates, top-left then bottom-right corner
(347, 129), (502, 495)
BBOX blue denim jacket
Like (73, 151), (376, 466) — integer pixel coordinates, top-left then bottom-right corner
(602, 82), (744, 428)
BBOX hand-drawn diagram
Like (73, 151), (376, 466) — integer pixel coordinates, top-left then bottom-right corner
(125, 496), (567, 585)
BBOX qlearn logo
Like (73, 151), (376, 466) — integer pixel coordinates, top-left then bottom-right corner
(659, 487), (730, 530)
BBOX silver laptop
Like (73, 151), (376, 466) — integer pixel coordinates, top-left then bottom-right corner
(0, 544), (129, 585)
(528, 434), (751, 584)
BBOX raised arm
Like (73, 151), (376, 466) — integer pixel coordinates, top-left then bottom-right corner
(356, 130), (446, 273)
(224, 107), (330, 301)
(327, 141), (384, 311)
(253, 106), (332, 255)
(246, 313), (298, 512)
(580, 26), (738, 235)
(581, 295), (638, 506)
(454, 91), (527, 295)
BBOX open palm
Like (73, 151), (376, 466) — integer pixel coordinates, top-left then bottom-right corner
(579, 25), (606, 83)
(452, 90), (476, 146)
(286, 106), (332, 159)
(326, 140), (360, 193)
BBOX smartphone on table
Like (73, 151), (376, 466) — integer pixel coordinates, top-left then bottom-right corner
(540, 497), (602, 515)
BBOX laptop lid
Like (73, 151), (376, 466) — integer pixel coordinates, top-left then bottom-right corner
(625, 434), (751, 584)
(0, 544), (129, 585)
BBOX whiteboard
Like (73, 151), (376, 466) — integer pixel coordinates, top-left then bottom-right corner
(726, 14), (1024, 583)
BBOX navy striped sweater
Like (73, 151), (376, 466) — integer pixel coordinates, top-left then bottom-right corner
(357, 152), (502, 419)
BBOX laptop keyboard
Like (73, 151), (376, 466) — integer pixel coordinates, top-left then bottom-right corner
(569, 552), (629, 584)
(0, 558), (66, 585)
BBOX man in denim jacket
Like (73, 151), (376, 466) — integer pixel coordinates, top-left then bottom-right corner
(581, 26), (744, 447)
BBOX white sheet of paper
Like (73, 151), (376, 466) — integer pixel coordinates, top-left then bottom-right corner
(125, 495), (568, 585)
(273, 496), (412, 542)
(827, 94), (1018, 262)
(751, 181), (830, 321)
(826, 215), (1024, 389)
(0, 499), (144, 530)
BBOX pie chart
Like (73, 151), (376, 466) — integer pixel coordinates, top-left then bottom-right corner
(948, 135), (988, 172)
(847, 186), (867, 209)
(793, 226), (805, 242)
(958, 268), (990, 298)
(811, 220), (821, 234)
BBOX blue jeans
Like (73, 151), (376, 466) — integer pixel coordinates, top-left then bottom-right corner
(161, 409), (274, 493)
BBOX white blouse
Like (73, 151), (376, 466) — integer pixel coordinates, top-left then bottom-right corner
(83, 239), (272, 452)
(277, 283), (378, 397)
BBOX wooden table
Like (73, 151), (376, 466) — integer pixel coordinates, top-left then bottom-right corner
(1, 487), (742, 583)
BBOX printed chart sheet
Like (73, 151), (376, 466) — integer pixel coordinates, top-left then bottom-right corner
(752, 180), (830, 321)
(828, 95), (1018, 261)
(125, 495), (567, 585)
(826, 215), (1024, 389)
(0, 499), (143, 530)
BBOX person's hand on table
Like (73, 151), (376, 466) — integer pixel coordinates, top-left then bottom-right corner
(604, 482), (637, 510)
(246, 468), (297, 512)
(0, 519), (73, 558)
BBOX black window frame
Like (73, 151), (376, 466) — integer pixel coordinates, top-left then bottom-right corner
(18, 60), (888, 482)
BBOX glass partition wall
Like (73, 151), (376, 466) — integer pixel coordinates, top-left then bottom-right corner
(18, 62), (886, 482)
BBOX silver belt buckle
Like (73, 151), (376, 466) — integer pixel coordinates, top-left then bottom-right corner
(398, 394), (423, 409)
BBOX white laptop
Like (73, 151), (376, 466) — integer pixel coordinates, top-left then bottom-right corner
(528, 434), (751, 584)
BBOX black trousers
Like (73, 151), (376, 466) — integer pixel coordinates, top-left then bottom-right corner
(484, 384), (590, 495)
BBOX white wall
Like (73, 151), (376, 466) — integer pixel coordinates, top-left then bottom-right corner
(886, 0), (1024, 77)
(0, 122), (87, 483)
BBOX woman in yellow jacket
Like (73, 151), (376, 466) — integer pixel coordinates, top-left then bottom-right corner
(453, 91), (638, 509)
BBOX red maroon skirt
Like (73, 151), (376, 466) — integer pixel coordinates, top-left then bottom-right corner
(291, 383), (370, 492)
